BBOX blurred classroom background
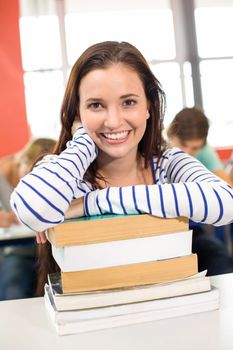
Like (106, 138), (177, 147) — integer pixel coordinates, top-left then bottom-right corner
(1, 0), (233, 156)
(0, 0), (233, 299)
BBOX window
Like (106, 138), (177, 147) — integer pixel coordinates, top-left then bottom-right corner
(18, 0), (233, 146)
(150, 63), (183, 127)
(200, 59), (233, 146)
(19, 0), (63, 139)
(65, 8), (176, 65)
(194, 0), (233, 146)
(195, 5), (233, 58)
(19, 15), (62, 70)
(24, 70), (64, 138)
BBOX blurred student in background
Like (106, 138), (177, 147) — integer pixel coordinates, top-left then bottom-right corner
(167, 107), (233, 275)
(0, 137), (56, 300)
(0, 154), (20, 227)
(167, 107), (233, 186)
(0, 211), (18, 228)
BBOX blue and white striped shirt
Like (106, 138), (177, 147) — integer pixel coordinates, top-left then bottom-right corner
(10, 127), (233, 231)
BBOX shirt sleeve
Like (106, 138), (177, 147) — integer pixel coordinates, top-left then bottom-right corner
(10, 126), (97, 231)
(196, 144), (223, 172)
(84, 148), (233, 226)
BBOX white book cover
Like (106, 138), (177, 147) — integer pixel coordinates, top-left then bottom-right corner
(52, 230), (192, 272)
(44, 285), (219, 336)
(48, 271), (210, 311)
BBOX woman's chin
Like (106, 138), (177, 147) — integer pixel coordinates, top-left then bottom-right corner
(98, 145), (136, 161)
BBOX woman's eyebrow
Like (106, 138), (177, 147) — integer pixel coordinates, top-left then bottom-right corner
(85, 98), (104, 103)
(85, 94), (139, 103)
(120, 94), (140, 99)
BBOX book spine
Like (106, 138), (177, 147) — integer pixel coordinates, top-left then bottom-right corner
(61, 254), (198, 293)
(48, 215), (189, 247)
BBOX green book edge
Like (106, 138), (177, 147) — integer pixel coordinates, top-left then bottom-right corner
(62, 214), (140, 224)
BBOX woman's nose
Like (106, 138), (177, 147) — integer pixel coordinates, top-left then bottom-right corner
(104, 108), (122, 130)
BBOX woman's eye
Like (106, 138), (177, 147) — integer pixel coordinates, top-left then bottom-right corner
(88, 102), (103, 110)
(123, 99), (137, 107)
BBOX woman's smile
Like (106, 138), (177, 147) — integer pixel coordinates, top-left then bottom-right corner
(100, 130), (131, 144)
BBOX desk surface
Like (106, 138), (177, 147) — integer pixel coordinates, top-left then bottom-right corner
(0, 224), (35, 241)
(0, 273), (233, 350)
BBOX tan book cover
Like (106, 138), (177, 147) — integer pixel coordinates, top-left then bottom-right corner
(61, 254), (198, 293)
(47, 214), (188, 247)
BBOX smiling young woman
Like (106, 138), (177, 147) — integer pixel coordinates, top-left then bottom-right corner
(10, 41), (233, 295)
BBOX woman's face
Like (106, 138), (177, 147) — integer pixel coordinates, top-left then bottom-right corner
(78, 63), (149, 162)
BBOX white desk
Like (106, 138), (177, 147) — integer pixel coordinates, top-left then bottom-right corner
(0, 273), (233, 350)
(0, 224), (35, 241)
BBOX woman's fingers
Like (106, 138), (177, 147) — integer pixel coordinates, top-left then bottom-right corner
(36, 231), (47, 244)
(71, 119), (82, 136)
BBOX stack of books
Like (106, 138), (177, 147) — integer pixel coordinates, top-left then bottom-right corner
(44, 214), (219, 335)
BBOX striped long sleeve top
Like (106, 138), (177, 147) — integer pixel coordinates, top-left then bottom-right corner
(10, 127), (233, 231)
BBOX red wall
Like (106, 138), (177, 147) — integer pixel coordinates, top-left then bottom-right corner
(0, 0), (30, 157)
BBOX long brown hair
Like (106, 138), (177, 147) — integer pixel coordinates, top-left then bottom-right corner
(36, 41), (166, 296)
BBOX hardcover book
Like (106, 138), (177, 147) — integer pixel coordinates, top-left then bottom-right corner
(60, 254), (198, 293)
(52, 229), (193, 272)
(47, 214), (189, 247)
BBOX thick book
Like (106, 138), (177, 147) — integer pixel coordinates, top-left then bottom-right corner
(44, 284), (219, 336)
(47, 214), (188, 247)
(52, 229), (192, 272)
(48, 271), (210, 311)
(60, 254), (198, 293)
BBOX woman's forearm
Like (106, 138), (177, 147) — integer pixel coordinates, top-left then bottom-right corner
(10, 127), (96, 231)
(84, 149), (233, 226)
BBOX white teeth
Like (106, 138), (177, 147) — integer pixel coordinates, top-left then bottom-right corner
(103, 131), (129, 140)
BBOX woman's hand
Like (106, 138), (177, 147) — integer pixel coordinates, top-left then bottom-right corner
(65, 197), (84, 220)
(71, 119), (82, 136)
(36, 231), (47, 244)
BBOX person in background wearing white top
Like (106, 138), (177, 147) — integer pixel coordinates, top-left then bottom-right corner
(10, 41), (233, 296)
